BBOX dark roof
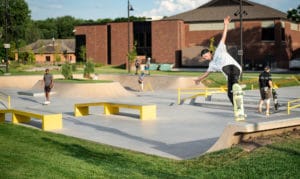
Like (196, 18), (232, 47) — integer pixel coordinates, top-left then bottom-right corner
(165, 0), (287, 22)
(20, 39), (75, 54)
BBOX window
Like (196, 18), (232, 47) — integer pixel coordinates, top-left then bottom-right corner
(262, 27), (275, 41)
(133, 22), (152, 56)
(45, 56), (51, 62)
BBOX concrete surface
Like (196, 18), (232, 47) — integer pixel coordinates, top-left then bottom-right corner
(0, 75), (299, 160)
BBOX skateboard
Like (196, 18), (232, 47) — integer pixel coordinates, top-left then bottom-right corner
(272, 88), (279, 111)
(232, 83), (246, 121)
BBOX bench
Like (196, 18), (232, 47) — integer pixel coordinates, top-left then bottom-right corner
(74, 102), (156, 120)
(0, 109), (62, 131)
(159, 64), (173, 71)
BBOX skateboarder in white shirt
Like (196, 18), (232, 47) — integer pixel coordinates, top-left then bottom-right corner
(194, 16), (242, 105)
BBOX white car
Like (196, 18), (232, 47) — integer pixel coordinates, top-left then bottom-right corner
(289, 58), (300, 70)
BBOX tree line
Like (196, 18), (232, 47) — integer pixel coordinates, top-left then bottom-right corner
(0, 0), (145, 61)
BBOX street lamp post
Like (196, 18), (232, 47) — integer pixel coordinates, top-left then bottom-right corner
(127, 0), (134, 73)
(4, 0), (9, 73)
(234, 0), (247, 81)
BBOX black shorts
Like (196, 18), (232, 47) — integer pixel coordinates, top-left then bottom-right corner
(260, 87), (271, 100)
(44, 86), (52, 93)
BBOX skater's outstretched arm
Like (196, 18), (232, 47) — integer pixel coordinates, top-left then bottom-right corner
(220, 16), (230, 44)
(194, 71), (210, 85)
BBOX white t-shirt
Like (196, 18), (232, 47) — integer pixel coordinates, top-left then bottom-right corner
(207, 42), (242, 78)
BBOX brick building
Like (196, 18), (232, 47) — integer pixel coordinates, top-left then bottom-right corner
(17, 39), (76, 64)
(74, 0), (300, 69)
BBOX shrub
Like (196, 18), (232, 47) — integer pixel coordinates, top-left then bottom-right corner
(83, 59), (95, 79)
(61, 62), (73, 79)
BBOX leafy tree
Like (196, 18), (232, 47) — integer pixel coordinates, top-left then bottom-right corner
(56, 16), (77, 39)
(61, 61), (73, 79)
(209, 37), (216, 54)
(0, 0), (31, 42)
(83, 59), (95, 79)
(127, 42), (137, 73)
(287, 5), (300, 22)
(79, 46), (86, 62)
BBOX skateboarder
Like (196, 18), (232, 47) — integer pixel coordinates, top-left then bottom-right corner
(194, 16), (242, 105)
(43, 68), (53, 104)
(258, 66), (273, 116)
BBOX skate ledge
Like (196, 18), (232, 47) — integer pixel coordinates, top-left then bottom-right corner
(207, 118), (300, 153)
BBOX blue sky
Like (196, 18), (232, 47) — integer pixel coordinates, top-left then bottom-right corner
(26, 0), (300, 20)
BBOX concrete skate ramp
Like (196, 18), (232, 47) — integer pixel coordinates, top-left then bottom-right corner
(96, 74), (203, 90)
(0, 75), (43, 89)
(53, 81), (134, 98)
(24, 80), (134, 98)
(207, 118), (300, 153)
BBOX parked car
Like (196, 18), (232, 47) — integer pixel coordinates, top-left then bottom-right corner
(289, 58), (300, 70)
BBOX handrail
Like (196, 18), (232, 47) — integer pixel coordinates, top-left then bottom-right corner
(0, 91), (11, 109)
(178, 87), (227, 105)
(287, 98), (300, 115)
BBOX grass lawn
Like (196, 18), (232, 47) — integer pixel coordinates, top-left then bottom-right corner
(0, 123), (299, 178)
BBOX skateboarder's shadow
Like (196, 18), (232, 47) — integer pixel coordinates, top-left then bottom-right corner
(18, 97), (42, 105)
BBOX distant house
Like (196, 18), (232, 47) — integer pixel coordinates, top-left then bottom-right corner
(16, 39), (76, 64)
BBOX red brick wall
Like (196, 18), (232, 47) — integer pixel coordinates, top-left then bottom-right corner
(75, 25), (108, 64)
(184, 20), (299, 68)
(152, 20), (185, 64)
(110, 22), (133, 66)
(285, 22), (300, 59)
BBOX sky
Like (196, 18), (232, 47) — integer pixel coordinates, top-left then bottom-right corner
(25, 0), (300, 20)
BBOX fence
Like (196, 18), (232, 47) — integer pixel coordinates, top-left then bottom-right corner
(177, 87), (227, 105)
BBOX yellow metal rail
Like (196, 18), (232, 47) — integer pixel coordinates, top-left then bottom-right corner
(178, 87), (227, 105)
(0, 92), (10, 109)
(287, 98), (300, 115)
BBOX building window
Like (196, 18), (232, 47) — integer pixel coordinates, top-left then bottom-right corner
(262, 27), (275, 41)
(133, 22), (152, 57)
(45, 56), (51, 62)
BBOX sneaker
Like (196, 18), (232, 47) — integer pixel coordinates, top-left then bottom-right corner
(266, 111), (269, 117)
(44, 101), (50, 105)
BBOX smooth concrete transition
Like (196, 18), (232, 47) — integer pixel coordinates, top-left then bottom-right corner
(0, 75), (299, 160)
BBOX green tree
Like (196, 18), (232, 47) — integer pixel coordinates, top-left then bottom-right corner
(287, 5), (300, 22)
(0, 0), (31, 42)
(79, 46), (86, 62)
(61, 62), (73, 80)
(56, 16), (77, 39)
(127, 42), (137, 73)
(83, 59), (95, 79)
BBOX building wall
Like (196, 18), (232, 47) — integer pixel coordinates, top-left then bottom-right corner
(75, 19), (300, 69)
(34, 54), (76, 64)
(152, 20), (185, 64)
(184, 20), (300, 69)
(75, 25), (108, 64)
(285, 21), (300, 59)
(109, 22), (133, 66)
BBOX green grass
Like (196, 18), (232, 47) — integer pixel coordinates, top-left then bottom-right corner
(0, 123), (299, 178)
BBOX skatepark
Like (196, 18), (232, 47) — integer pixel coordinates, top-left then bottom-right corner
(0, 74), (300, 160)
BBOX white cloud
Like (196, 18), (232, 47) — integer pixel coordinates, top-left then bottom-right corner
(139, 0), (210, 17)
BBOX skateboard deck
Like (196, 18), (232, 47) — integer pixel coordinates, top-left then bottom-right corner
(272, 88), (279, 111)
(232, 83), (246, 121)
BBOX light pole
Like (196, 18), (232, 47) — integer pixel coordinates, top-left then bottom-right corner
(234, 0), (247, 81)
(4, 0), (9, 73)
(127, 0), (134, 73)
